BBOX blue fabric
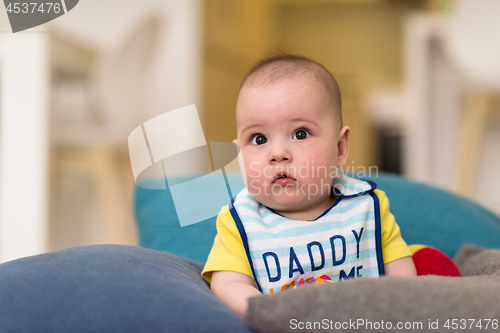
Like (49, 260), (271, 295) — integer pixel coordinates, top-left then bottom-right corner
(135, 172), (500, 259)
(0, 245), (253, 333)
(135, 174), (245, 262)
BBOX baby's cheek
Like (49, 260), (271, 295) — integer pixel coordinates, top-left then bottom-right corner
(251, 171), (276, 201)
(247, 179), (262, 198)
(302, 162), (336, 194)
(246, 171), (266, 194)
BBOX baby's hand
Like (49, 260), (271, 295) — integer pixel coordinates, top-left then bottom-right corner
(210, 271), (261, 315)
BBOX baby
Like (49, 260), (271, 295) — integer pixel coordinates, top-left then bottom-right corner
(202, 55), (417, 315)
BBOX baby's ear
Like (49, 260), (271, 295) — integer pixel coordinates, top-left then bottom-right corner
(232, 139), (238, 145)
(337, 126), (350, 167)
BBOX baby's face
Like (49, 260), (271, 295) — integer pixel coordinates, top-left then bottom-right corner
(234, 76), (349, 217)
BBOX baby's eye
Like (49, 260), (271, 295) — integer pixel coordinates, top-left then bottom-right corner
(251, 135), (267, 145)
(293, 129), (310, 140)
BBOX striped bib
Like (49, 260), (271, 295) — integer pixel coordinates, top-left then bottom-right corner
(229, 175), (385, 294)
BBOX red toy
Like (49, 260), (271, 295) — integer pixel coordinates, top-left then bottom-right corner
(409, 244), (461, 277)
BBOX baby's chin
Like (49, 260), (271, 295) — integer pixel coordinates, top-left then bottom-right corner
(249, 193), (321, 212)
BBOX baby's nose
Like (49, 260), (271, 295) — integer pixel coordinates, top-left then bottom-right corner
(269, 144), (292, 163)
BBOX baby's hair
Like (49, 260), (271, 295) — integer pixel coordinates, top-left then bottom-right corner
(240, 54), (343, 126)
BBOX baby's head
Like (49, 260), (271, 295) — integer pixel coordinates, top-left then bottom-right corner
(234, 55), (350, 220)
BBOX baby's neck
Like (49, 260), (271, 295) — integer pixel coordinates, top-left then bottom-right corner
(271, 194), (338, 221)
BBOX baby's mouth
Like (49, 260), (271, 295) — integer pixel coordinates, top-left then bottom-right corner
(272, 171), (296, 183)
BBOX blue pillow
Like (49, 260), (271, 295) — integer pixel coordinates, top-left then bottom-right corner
(135, 172), (500, 260)
(0, 245), (253, 333)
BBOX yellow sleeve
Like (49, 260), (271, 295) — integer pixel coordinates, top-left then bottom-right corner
(201, 205), (253, 284)
(374, 189), (413, 264)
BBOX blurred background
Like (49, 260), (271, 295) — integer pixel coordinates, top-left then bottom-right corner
(0, 0), (499, 262)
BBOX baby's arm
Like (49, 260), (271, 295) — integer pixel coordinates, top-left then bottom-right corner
(376, 189), (417, 277)
(384, 256), (417, 277)
(210, 270), (261, 316)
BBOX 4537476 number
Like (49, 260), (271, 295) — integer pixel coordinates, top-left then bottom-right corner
(5, 2), (62, 14)
(443, 319), (498, 330)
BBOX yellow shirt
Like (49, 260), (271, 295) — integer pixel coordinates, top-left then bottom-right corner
(202, 189), (411, 283)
